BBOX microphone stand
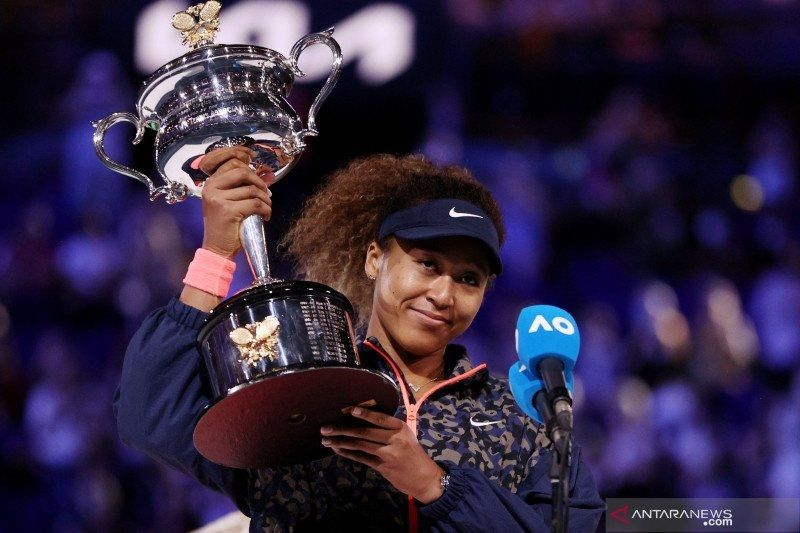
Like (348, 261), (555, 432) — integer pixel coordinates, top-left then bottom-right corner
(549, 426), (572, 533)
(537, 391), (573, 533)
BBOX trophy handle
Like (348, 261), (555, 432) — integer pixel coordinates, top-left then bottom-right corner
(289, 27), (343, 139)
(92, 112), (189, 204)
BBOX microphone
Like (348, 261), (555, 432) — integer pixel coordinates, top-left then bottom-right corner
(509, 305), (580, 533)
(508, 305), (579, 434)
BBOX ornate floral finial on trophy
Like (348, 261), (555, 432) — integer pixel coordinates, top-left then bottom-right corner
(171, 1), (222, 49)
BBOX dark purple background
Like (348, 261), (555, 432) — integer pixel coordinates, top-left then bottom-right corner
(1, 1), (798, 530)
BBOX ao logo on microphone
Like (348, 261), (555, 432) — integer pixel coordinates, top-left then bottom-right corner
(528, 315), (576, 335)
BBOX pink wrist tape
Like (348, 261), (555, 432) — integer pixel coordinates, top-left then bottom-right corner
(182, 248), (236, 298)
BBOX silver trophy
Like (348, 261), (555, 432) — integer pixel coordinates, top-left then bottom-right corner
(93, 0), (339, 283)
(94, 2), (398, 469)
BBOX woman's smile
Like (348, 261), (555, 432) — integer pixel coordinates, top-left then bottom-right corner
(408, 307), (452, 327)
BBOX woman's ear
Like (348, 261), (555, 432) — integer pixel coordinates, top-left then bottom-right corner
(364, 240), (384, 280)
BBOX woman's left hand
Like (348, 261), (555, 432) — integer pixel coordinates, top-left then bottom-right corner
(320, 407), (445, 504)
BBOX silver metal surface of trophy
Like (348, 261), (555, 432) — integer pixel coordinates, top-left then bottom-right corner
(93, 2), (399, 469)
(93, 1), (342, 283)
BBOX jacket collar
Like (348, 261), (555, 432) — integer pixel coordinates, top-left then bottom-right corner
(359, 336), (487, 386)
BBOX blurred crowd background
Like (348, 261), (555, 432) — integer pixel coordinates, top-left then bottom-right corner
(1, 0), (799, 531)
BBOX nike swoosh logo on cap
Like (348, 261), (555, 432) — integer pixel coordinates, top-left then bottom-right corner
(449, 207), (483, 218)
(469, 414), (503, 427)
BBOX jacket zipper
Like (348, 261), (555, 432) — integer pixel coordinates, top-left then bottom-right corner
(362, 339), (488, 532)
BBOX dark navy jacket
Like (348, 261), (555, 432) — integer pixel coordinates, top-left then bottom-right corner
(114, 297), (605, 531)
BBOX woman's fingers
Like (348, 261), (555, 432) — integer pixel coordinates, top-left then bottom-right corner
(322, 436), (384, 456)
(347, 407), (405, 430)
(220, 185), (272, 205)
(203, 188), (271, 219)
(201, 162), (272, 222)
(330, 447), (381, 469)
(225, 197), (272, 220)
(320, 424), (393, 444)
(213, 158), (278, 187)
(210, 166), (271, 192)
(212, 157), (252, 178)
(199, 146), (255, 176)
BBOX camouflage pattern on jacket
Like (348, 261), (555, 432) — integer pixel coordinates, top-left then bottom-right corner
(247, 341), (551, 532)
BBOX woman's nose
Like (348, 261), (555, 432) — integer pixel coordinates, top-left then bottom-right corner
(427, 275), (455, 308)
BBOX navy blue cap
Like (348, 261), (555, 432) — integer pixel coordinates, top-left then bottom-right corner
(378, 198), (502, 274)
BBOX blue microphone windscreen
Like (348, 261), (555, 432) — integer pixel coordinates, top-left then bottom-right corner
(508, 361), (544, 423)
(508, 360), (575, 424)
(515, 305), (580, 374)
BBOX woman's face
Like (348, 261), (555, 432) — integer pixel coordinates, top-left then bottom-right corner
(365, 236), (492, 359)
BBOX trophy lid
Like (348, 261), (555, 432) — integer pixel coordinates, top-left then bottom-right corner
(136, 2), (295, 120)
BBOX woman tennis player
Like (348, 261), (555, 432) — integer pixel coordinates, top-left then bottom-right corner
(114, 148), (604, 531)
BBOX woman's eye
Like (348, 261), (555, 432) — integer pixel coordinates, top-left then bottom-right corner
(460, 275), (479, 286)
(420, 260), (436, 269)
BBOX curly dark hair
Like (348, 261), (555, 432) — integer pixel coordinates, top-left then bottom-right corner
(279, 154), (505, 326)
